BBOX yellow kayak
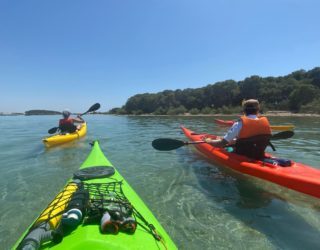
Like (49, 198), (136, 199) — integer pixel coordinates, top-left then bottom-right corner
(43, 123), (87, 147)
(214, 119), (294, 131)
(270, 125), (295, 131)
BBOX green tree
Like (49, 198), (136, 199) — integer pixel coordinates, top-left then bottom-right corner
(154, 107), (167, 115)
(300, 98), (320, 114)
(201, 107), (213, 114)
(110, 67), (320, 115)
(189, 108), (200, 115)
(289, 84), (318, 111)
(239, 76), (262, 100)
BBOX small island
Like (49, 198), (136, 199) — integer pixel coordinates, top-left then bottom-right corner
(25, 110), (61, 116)
(0, 112), (24, 116)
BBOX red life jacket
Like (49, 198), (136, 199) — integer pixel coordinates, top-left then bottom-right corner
(59, 118), (74, 126)
(59, 118), (77, 133)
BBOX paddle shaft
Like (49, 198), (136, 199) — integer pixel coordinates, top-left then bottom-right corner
(185, 141), (206, 145)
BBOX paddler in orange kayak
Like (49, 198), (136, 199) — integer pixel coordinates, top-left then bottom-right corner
(205, 99), (272, 159)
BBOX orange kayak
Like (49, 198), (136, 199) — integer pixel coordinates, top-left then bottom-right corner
(214, 119), (234, 126)
(214, 119), (295, 131)
(181, 126), (320, 199)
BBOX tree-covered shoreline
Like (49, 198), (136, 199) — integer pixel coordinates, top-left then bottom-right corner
(25, 110), (61, 115)
(109, 67), (320, 115)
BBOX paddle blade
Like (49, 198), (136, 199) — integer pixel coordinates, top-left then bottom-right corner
(152, 138), (186, 151)
(48, 127), (59, 134)
(271, 131), (294, 140)
(81, 103), (101, 116)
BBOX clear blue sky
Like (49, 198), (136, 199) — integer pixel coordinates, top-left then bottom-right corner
(1, 0), (319, 113)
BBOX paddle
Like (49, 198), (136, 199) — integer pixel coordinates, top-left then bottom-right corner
(152, 138), (205, 151)
(80, 103), (100, 116)
(152, 130), (294, 151)
(270, 130), (294, 140)
(48, 127), (59, 134)
(47, 103), (101, 134)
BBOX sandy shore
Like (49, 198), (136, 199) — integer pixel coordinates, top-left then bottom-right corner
(264, 111), (320, 117)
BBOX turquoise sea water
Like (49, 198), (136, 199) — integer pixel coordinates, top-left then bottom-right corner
(1, 115), (320, 249)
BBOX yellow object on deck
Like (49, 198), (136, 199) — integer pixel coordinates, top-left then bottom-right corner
(34, 182), (78, 229)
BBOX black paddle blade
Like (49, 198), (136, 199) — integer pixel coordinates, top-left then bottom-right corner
(48, 127), (59, 134)
(152, 138), (186, 151)
(81, 103), (101, 116)
(271, 131), (294, 140)
(88, 103), (100, 112)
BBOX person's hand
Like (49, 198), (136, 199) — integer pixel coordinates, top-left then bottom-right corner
(204, 137), (212, 143)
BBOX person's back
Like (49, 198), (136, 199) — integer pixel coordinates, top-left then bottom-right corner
(205, 99), (271, 159)
(59, 110), (84, 133)
(59, 121), (77, 133)
(233, 113), (271, 159)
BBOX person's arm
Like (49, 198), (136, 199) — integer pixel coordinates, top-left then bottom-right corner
(204, 137), (229, 147)
(72, 115), (85, 123)
(205, 121), (242, 147)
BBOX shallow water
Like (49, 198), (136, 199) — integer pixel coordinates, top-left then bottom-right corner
(1, 115), (320, 249)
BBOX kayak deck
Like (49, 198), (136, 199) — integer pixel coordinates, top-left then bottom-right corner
(181, 126), (320, 199)
(14, 141), (177, 250)
(42, 123), (87, 147)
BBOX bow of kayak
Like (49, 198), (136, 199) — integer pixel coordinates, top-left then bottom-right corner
(14, 141), (177, 249)
(181, 126), (320, 199)
(42, 123), (87, 147)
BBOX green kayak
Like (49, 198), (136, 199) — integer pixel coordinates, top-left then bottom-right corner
(14, 141), (177, 250)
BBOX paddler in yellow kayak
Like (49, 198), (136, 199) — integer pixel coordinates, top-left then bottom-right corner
(59, 109), (85, 133)
(205, 99), (272, 159)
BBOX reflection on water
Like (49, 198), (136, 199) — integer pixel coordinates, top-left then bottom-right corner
(0, 115), (320, 249)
